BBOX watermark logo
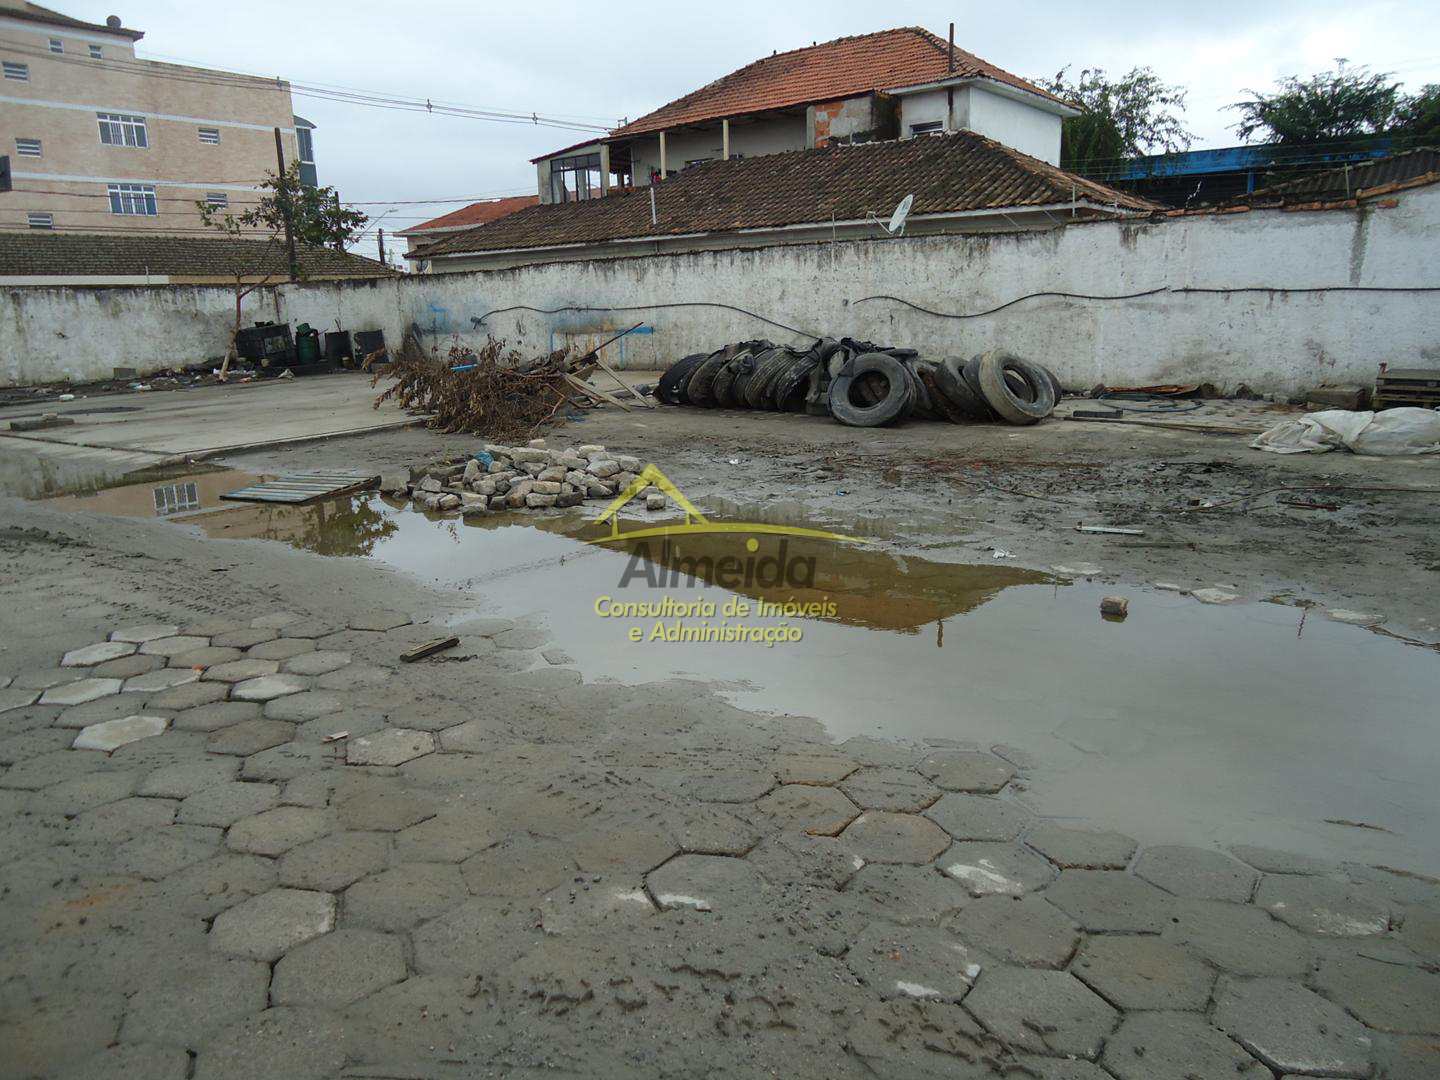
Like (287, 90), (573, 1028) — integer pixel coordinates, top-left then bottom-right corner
(585, 465), (864, 646)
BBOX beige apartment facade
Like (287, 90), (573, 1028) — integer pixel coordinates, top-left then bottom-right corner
(0, 2), (315, 236)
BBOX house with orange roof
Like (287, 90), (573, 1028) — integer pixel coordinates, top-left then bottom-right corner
(531, 27), (1077, 204)
(395, 194), (537, 270)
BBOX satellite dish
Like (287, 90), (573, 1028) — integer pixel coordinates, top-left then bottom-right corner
(886, 194), (914, 236)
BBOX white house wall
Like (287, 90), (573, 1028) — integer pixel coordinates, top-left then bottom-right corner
(5, 187), (1438, 394)
(965, 86), (1062, 165)
(628, 115), (809, 182)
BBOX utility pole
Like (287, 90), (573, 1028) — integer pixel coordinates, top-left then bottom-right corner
(377, 228), (386, 266)
(273, 126), (299, 282)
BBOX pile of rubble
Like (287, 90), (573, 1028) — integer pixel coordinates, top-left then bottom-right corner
(389, 439), (665, 515)
(656, 338), (1061, 427)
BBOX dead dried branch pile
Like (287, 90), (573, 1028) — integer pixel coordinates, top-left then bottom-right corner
(373, 336), (593, 443)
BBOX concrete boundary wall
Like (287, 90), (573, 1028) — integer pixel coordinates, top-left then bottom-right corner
(5, 186), (1438, 393)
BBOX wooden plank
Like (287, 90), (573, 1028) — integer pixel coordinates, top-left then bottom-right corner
(221, 470), (379, 505)
(399, 636), (461, 663)
(1064, 415), (1258, 436)
(563, 374), (634, 411)
(589, 352), (653, 408)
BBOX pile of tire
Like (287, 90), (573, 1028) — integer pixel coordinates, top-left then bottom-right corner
(656, 339), (1061, 428)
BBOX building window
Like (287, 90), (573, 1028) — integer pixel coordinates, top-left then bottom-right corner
(97, 113), (148, 148)
(296, 127), (314, 164)
(3, 61), (29, 81)
(15, 138), (42, 158)
(205, 192), (228, 209)
(108, 183), (157, 216)
(27, 212), (54, 230)
(909, 121), (944, 136)
(89, 44), (104, 60)
(549, 152), (602, 202)
(198, 127), (221, 145)
(49, 38), (63, 54)
(153, 482), (199, 515)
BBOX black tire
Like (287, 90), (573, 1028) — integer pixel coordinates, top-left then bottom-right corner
(935, 356), (997, 421)
(656, 353), (709, 405)
(684, 349), (734, 407)
(745, 347), (796, 409)
(771, 353), (818, 411)
(917, 365), (966, 424)
(732, 346), (775, 406)
(828, 352), (915, 427)
(908, 361), (943, 420)
(711, 351), (753, 408)
(1041, 364), (1064, 403)
(976, 349), (1056, 424)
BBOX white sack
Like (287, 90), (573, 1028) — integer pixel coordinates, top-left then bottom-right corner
(1252, 408), (1440, 455)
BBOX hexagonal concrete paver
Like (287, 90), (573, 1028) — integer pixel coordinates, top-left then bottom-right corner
(245, 637), (317, 662)
(208, 887), (336, 961)
(72, 714), (168, 752)
(844, 864), (970, 926)
(123, 668), (200, 693)
(571, 819), (678, 874)
(169, 646), (244, 670)
(93, 652), (162, 679)
(839, 767), (941, 812)
(1026, 826), (1138, 870)
(149, 681), (229, 711)
(1214, 977), (1374, 1076)
(753, 784), (861, 836)
(0, 686), (41, 713)
(1228, 844), (1335, 876)
(139, 635), (210, 658)
(283, 651), (352, 677)
(938, 842), (1054, 897)
(1162, 898), (1312, 976)
(410, 898), (540, 976)
(110, 623), (180, 643)
(137, 757), (240, 798)
(226, 806), (334, 856)
(841, 811), (952, 864)
(915, 750), (1016, 793)
(773, 752), (856, 785)
(190, 1005), (346, 1080)
(1043, 870), (1175, 933)
(54, 693), (146, 729)
(270, 928), (405, 1008)
(461, 836), (575, 898)
(205, 719), (295, 756)
(1072, 935), (1216, 1010)
(211, 627), (278, 649)
(278, 830), (392, 892)
(646, 854), (761, 912)
(845, 922), (986, 1001)
(342, 862), (467, 930)
(1311, 952), (1440, 1034)
(348, 611), (412, 632)
(1103, 1012), (1270, 1080)
(176, 781), (281, 827)
(119, 955), (271, 1046)
(62, 640), (137, 667)
(1134, 845), (1259, 902)
(1255, 875), (1391, 936)
(172, 701), (260, 734)
(39, 678), (124, 706)
(263, 691), (345, 723)
(203, 658), (280, 684)
(231, 674), (309, 703)
(336, 782), (437, 832)
(946, 895), (1080, 969)
(923, 793), (1030, 841)
(964, 968), (1119, 1059)
(346, 728), (435, 766)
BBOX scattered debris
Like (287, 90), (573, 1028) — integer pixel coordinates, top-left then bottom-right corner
(1373, 367), (1440, 411)
(1100, 596), (1130, 618)
(8, 413), (75, 432)
(399, 636), (461, 663)
(322, 731), (349, 743)
(1323, 818), (1395, 834)
(1076, 525), (1145, 536)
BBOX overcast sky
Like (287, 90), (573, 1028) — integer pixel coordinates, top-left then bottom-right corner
(69, 1), (1440, 249)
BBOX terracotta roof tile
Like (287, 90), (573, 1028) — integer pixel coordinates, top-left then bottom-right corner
(0, 232), (395, 278)
(397, 195), (538, 237)
(607, 27), (1064, 141)
(418, 131), (1157, 259)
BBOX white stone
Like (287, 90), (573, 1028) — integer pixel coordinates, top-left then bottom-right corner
(232, 674), (309, 702)
(109, 624), (180, 643)
(123, 668), (201, 692)
(1192, 588), (1241, 605)
(1154, 582), (1187, 592)
(586, 460), (620, 478)
(72, 714), (169, 752)
(39, 677), (124, 706)
(61, 641), (137, 667)
(1325, 609), (1385, 626)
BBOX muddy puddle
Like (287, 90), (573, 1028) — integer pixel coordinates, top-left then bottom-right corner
(33, 470), (1440, 873)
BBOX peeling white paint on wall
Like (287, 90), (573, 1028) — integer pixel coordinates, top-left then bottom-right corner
(4, 186), (1437, 393)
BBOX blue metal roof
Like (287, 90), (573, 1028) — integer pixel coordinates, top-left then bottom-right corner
(1105, 141), (1394, 181)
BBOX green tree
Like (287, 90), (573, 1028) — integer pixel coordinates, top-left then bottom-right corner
(1393, 83), (1440, 145)
(198, 164), (368, 376)
(1230, 60), (1402, 145)
(1037, 66), (1193, 171)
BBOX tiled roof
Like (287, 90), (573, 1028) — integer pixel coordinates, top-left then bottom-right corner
(0, 1), (144, 40)
(0, 232), (395, 279)
(396, 195), (538, 237)
(418, 131), (1157, 259)
(1240, 147), (1440, 204)
(606, 28), (1065, 141)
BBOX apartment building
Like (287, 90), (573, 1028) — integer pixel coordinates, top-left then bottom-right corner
(0, 1), (316, 236)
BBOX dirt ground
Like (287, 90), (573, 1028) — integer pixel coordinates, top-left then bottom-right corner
(1, 398), (1438, 1079)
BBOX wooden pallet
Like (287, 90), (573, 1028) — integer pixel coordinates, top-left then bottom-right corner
(221, 470), (379, 505)
(1375, 368), (1440, 410)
